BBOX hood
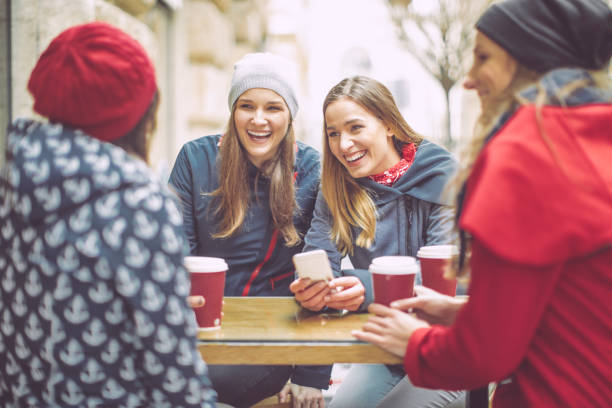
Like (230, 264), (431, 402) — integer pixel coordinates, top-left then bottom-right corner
(358, 140), (458, 206)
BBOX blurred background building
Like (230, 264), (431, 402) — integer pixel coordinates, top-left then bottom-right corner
(3, 0), (610, 174)
(0, 0), (473, 175)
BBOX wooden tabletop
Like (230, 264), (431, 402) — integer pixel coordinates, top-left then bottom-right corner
(197, 296), (402, 365)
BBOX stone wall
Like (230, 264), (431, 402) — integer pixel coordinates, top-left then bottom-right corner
(2, 0), (273, 174)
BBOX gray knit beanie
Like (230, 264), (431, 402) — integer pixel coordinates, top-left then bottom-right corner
(228, 52), (299, 118)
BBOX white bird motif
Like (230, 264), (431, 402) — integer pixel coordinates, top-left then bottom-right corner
(59, 339), (85, 366)
(82, 318), (107, 347)
(124, 238), (150, 269)
(24, 159), (50, 184)
(94, 192), (120, 219)
(102, 217), (126, 249)
(60, 379), (85, 405)
(63, 178), (91, 204)
(44, 220), (67, 248)
(69, 204), (92, 234)
(57, 245), (79, 273)
(80, 359), (106, 384)
(75, 230), (100, 258)
(88, 282), (113, 304)
(64, 295), (90, 325)
(55, 156), (80, 177)
(163, 367), (187, 393)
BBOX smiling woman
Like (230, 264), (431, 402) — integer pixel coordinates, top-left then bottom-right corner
(168, 52), (328, 408)
(290, 75), (462, 408)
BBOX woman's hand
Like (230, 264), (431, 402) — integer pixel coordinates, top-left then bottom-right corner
(279, 383), (325, 408)
(390, 285), (467, 326)
(187, 296), (205, 308)
(324, 277), (365, 311)
(290, 278), (332, 311)
(352, 303), (429, 358)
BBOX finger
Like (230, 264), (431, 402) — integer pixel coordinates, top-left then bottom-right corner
(301, 281), (331, 301)
(351, 329), (386, 346)
(328, 276), (359, 288)
(278, 388), (288, 403)
(390, 297), (424, 310)
(324, 284), (362, 302)
(290, 278), (311, 293)
(414, 285), (440, 297)
(187, 296), (205, 308)
(326, 295), (364, 311)
(367, 303), (396, 317)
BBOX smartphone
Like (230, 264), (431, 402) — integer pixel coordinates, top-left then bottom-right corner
(293, 249), (334, 282)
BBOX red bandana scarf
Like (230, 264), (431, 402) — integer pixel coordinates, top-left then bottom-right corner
(368, 143), (416, 186)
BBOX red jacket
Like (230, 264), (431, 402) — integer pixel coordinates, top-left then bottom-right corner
(404, 103), (612, 407)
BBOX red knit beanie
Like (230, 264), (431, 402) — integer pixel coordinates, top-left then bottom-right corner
(27, 22), (157, 142)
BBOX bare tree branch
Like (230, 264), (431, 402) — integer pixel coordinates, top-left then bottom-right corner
(385, 0), (491, 147)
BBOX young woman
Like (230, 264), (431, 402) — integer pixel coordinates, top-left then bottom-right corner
(168, 52), (327, 408)
(353, 0), (612, 407)
(290, 76), (462, 408)
(0, 22), (216, 407)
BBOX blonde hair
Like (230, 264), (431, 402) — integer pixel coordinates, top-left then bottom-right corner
(454, 64), (612, 277)
(321, 76), (424, 255)
(208, 106), (301, 246)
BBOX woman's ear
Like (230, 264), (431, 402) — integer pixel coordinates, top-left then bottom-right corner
(386, 126), (395, 139)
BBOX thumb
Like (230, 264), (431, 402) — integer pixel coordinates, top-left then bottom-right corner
(278, 384), (290, 402)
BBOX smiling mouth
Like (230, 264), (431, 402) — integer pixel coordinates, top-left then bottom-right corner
(345, 151), (366, 163)
(247, 130), (272, 141)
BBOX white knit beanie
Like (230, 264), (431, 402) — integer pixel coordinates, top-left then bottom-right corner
(228, 52), (299, 118)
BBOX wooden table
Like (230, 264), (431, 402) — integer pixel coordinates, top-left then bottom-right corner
(197, 296), (402, 365)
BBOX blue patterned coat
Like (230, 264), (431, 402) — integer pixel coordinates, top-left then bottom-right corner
(0, 120), (216, 407)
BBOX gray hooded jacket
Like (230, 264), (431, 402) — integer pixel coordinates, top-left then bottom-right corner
(303, 140), (458, 310)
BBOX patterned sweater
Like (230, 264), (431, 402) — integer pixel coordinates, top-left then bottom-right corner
(0, 119), (216, 407)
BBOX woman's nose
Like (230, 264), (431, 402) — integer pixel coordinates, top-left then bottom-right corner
(251, 109), (267, 124)
(339, 133), (353, 151)
(463, 76), (477, 90)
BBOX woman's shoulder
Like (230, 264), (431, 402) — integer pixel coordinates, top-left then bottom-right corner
(295, 140), (322, 175)
(296, 140), (321, 161)
(174, 134), (222, 169)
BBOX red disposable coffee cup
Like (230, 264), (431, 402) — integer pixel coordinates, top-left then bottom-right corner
(417, 245), (458, 297)
(184, 256), (227, 331)
(369, 256), (419, 307)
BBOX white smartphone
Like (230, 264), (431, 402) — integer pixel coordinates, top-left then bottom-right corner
(293, 249), (334, 282)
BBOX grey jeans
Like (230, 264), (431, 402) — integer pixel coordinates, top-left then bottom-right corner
(329, 364), (464, 408)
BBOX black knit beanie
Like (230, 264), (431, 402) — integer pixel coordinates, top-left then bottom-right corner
(476, 0), (612, 73)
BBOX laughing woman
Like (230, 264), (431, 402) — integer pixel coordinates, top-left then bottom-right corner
(168, 53), (328, 408)
(290, 76), (463, 408)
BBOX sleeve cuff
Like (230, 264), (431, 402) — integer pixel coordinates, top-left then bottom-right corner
(290, 365), (332, 389)
(403, 326), (431, 387)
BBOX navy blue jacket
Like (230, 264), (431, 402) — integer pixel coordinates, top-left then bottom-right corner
(169, 134), (330, 388)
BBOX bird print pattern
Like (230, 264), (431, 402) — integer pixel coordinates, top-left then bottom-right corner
(0, 119), (217, 407)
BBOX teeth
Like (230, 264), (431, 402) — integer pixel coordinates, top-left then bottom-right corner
(346, 151), (366, 163)
(248, 131), (271, 137)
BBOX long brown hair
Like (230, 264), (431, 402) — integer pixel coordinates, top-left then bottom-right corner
(112, 91), (160, 163)
(321, 76), (424, 255)
(209, 105), (300, 246)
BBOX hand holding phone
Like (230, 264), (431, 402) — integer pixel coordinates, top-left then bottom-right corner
(293, 249), (334, 282)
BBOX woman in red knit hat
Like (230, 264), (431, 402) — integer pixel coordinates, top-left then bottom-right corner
(0, 22), (216, 407)
(353, 0), (612, 407)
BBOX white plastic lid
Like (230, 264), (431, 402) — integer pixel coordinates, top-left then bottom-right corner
(416, 245), (458, 259)
(369, 256), (419, 275)
(184, 256), (228, 273)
